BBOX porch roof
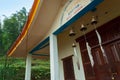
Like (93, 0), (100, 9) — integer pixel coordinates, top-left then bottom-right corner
(7, 0), (103, 58)
(7, 0), (40, 57)
(7, 0), (62, 58)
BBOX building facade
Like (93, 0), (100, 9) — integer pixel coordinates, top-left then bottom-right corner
(7, 0), (120, 80)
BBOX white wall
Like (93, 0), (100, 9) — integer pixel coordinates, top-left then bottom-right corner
(45, 0), (93, 38)
(57, 30), (86, 80)
(56, 0), (120, 79)
(45, 0), (120, 40)
(44, 0), (120, 79)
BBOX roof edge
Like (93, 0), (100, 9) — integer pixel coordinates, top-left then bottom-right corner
(7, 0), (41, 56)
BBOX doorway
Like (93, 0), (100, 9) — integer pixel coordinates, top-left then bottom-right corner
(62, 56), (75, 80)
(76, 16), (120, 80)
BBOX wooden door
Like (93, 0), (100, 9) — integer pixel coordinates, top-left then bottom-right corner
(91, 40), (120, 80)
(62, 56), (75, 80)
(76, 16), (120, 80)
(104, 40), (120, 80)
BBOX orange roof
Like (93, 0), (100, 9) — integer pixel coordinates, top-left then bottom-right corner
(7, 0), (40, 56)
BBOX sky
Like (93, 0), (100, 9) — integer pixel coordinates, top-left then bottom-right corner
(0, 0), (34, 22)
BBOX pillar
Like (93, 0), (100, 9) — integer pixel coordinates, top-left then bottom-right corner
(25, 54), (32, 80)
(50, 34), (59, 80)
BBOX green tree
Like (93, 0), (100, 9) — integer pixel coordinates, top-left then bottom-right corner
(15, 7), (27, 33)
(0, 7), (28, 80)
(0, 21), (3, 56)
(2, 7), (27, 54)
(0, 7), (50, 80)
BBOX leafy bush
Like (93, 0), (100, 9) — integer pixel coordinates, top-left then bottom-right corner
(0, 57), (50, 80)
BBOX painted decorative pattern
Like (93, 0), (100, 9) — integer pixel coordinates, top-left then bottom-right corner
(60, 0), (93, 26)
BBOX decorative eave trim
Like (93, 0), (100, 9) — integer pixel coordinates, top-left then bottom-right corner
(7, 0), (41, 56)
(29, 0), (103, 54)
(54, 0), (103, 35)
(30, 37), (49, 53)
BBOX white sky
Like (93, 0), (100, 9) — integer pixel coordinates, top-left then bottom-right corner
(0, 0), (34, 23)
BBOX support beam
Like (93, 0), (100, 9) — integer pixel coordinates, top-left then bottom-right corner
(25, 54), (32, 80)
(50, 34), (59, 80)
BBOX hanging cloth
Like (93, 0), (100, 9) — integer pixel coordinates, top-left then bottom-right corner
(81, 24), (94, 67)
(86, 42), (94, 67)
(72, 43), (80, 70)
(91, 16), (108, 63)
(95, 30), (108, 63)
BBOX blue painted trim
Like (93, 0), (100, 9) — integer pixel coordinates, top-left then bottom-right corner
(60, 0), (73, 25)
(29, 0), (103, 55)
(32, 53), (49, 56)
(39, 42), (49, 50)
(53, 0), (103, 35)
(30, 37), (49, 53)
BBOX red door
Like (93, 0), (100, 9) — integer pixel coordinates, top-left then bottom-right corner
(62, 56), (75, 80)
(104, 40), (120, 80)
(91, 40), (120, 80)
(76, 16), (120, 80)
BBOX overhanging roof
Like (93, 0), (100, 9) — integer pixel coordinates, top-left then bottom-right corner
(7, 0), (62, 57)
(7, 0), (103, 58)
(7, 0), (40, 57)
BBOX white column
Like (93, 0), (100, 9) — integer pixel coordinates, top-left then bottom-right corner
(50, 34), (59, 80)
(25, 54), (32, 80)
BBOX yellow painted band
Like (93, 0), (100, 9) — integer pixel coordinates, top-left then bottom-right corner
(8, 0), (40, 56)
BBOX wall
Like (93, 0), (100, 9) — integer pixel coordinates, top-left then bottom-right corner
(45, 0), (94, 38)
(55, 0), (120, 80)
(57, 30), (86, 80)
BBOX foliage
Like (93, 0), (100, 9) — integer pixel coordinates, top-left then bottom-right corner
(0, 57), (50, 80)
(0, 7), (50, 80)
(1, 7), (27, 54)
(31, 59), (50, 80)
(0, 22), (4, 56)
